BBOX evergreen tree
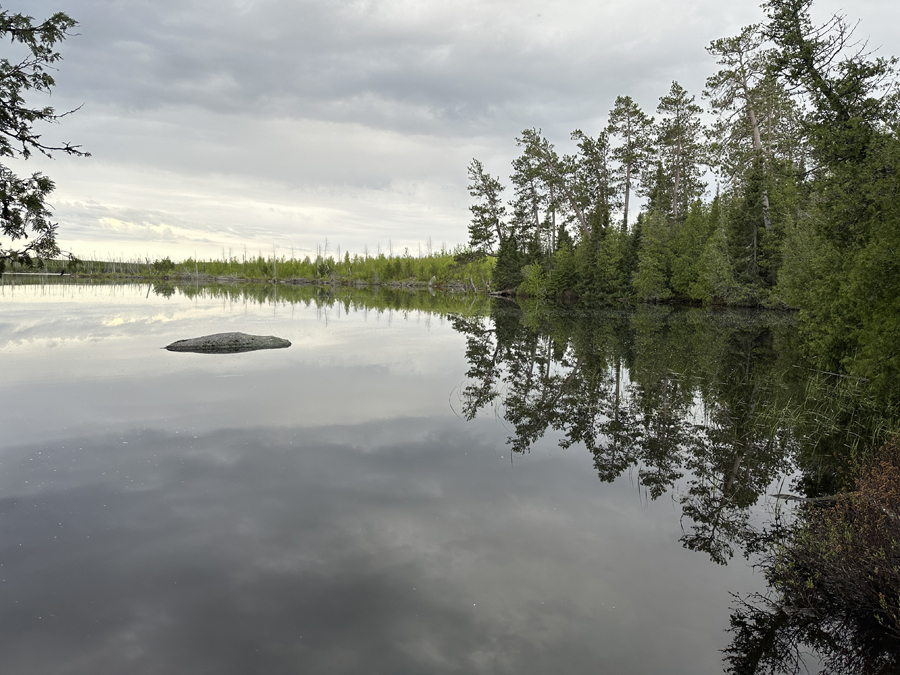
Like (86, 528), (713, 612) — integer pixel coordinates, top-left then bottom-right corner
(466, 159), (506, 255)
(671, 200), (713, 299)
(516, 129), (592, 242)
(594, 228), (627, 300)
(725, 158), (767, 294)
(643, 161), (671, 217)
(764, 0), (900, 392)
(556, 223), (574, 252)
(547, 240), (577, 297)
(633, 210), (672, 301)
(0, 9), (88, 269)
(705, 24), (774, 233)
(508, 144), (548, 252)
(573, 233), (599, 299)
(656, 82), (707, 222)
(493, 235), (525, 291)
(570, 129), (617, 238)
(621, 212), (644, 291)
(607, 96), (654, 232)
(697, 223), (740, 304)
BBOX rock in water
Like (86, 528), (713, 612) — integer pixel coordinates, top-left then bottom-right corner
(165, 332), (291, 354)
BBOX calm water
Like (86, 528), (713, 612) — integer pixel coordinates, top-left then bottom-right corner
(0, 278), (800, 674)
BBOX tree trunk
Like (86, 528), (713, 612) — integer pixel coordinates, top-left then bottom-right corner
(746, 103), (773, 234)
(541, 157), (590, 240)
(623, 162), (631, 233)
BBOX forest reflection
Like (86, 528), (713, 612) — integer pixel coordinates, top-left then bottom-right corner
(452, 304), (804, 565)
(452, 301), (900, 673)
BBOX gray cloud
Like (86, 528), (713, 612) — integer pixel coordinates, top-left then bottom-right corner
(8, 0), (900, 258)
(31, 0), (762, 134)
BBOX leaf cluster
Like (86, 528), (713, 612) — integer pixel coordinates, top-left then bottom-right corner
(0, 9), (86, 160)
(0, 8), (86, 266)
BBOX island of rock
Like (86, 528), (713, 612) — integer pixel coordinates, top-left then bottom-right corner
(164, 332), (291, 354)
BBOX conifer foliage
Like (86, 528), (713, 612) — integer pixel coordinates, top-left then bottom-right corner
(465, 0), (898, 394)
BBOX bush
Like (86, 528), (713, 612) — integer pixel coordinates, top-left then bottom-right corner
(726, 436), (900, 674)
(518, 262), (547, 298)
(152, 257), (176, 275)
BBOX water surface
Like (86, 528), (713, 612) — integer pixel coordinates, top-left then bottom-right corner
(0, 279), (786, 674)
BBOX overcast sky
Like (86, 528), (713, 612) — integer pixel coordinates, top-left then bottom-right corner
(8, 0), (900, 261)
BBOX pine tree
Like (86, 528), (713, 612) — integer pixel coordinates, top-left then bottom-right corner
(607, 96), (654, 232)
(466, 159), (506, 255)
(515, 129), (592, 243)
(0, 9), (88, 269)
(705, 24), (774, 233)
(571, 129), (617, 238)
(509, 139), (549, 252)
(656, 82), (707, 222)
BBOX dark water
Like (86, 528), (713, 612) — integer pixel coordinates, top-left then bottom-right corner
(0, 279), (820, 674)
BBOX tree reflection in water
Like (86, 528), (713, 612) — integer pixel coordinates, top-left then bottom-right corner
(453, 304), (794, 564)
(725, 439), (900, 675)
(451, 301), (900, 673)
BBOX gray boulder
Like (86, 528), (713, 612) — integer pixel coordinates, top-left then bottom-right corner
(165, 332), (291, 354)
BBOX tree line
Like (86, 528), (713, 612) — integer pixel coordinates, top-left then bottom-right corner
(467, 0), (900, 398)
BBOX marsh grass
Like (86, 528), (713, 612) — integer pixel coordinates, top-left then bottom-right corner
(1, 246), (496, 292)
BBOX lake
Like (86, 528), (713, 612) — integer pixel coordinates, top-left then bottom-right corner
(0, 278), (819, 674)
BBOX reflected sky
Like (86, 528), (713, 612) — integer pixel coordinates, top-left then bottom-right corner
(0, 280), (763, 673)
(0, 280), (464, 445)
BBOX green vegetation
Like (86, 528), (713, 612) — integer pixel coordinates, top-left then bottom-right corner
(465, 0), (900, 403)
(170, 278), (493, 317)
(2, 273), (494, 318)
(178, 247), (495, 290)
(4, 248), (495, 291)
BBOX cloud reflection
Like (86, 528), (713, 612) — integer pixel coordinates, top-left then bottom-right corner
(0, 417), (749, 674)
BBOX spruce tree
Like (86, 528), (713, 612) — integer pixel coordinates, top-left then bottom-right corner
(594, 228), (627, 300)
(671, 200), (713, 300)
(571, 129), (617, 237)
(492, 235), (524, 292)
(547, 240), (577, 298)
(633, 210), (672, 301)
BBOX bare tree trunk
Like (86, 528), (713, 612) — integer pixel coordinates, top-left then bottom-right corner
(540, 156), (590, 240)
(672, 141), (681, 220)
(746, 104), (773, 234)
(550, 184), (557, 250)
(531, 179), (541, 248)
